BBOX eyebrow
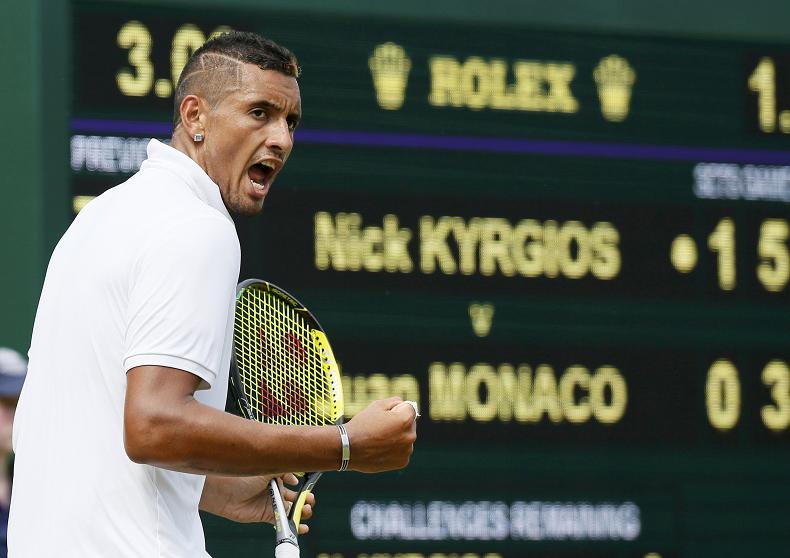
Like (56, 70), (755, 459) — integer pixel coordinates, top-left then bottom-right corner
(249, 99), (302, 126)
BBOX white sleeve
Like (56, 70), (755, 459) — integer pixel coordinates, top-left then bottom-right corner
(123, 215), (241, 388)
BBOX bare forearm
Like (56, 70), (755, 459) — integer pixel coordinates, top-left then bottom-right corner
(125, 365), (415, 476)
(200, 473), (314, 526)
(199, 475), (234, 514)
(126, 397), (341, 475)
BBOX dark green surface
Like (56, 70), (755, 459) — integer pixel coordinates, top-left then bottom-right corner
(0, 0), (40, 353)
(0, 0), (70, 352)
(95, 0), (790, 44)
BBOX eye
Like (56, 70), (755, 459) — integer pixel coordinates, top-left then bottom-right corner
(287, 117), (300, 132)
(250, 108), (267, 120)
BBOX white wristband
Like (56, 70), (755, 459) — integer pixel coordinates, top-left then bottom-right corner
(337, 424), (350, 471)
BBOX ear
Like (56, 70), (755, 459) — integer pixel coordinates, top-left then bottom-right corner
(179, 95), (207, 138)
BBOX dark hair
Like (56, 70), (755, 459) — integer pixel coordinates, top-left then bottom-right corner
(173, 31), (300, 127)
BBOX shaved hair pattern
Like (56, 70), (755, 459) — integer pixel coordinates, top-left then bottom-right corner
(173, 31), (300, 128)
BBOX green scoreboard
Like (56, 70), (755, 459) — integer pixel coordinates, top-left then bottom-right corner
(69, 2), (790, 557)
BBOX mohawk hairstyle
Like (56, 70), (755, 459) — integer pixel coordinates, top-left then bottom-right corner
(173, 31), (300, 128)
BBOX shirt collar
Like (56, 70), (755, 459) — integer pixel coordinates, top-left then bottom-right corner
(142, 139), (233, 224)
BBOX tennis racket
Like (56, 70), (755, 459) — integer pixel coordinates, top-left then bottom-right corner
(228, 279), (345, 558)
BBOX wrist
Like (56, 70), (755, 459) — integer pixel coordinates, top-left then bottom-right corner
(337, 424), (350, 471)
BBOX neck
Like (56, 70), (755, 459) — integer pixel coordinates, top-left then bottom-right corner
(171, 128), (205, 171)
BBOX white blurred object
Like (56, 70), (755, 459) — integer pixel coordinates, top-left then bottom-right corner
(0, 348), (26, 377)
(395, 400), (420, 418)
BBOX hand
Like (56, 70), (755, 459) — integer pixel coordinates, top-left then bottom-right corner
(344, 397), (418, 473)
(200, 473), (315, 531)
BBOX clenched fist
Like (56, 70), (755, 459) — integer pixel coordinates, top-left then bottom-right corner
(344, 397), (418, 473)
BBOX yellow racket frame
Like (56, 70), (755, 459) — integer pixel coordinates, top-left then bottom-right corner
(229, 279), (344, 533)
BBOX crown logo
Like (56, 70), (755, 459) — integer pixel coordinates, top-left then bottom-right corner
(369, 42), (411, 110)
(593, 55), (636, 122)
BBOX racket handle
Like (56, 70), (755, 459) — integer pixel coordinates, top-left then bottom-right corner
(274, 542), (300, 558)
(269, 479), (299, 555)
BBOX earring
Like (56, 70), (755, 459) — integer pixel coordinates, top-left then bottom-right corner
(193, 133), (204, 142)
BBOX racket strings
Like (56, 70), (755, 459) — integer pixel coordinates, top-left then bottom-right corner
(234, 286), (336, 426)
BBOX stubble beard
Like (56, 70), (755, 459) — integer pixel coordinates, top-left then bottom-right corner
(222, 185), (266, 217)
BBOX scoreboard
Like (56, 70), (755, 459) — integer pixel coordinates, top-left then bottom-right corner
(69, 2), (790, 557)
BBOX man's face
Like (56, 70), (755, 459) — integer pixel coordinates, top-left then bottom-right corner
(200, 65), (301, 216)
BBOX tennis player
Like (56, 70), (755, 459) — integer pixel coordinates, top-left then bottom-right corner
(9, 31), (417, 557)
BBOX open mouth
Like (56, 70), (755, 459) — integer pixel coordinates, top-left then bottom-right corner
(247, 161), (277, 192)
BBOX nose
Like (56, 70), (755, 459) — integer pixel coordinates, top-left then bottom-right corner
(265, 118), (294, 157)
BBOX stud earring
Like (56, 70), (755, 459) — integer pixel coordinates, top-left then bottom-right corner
(193, 133), (204, 142)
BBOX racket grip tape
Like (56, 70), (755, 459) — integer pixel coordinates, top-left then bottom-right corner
(274, 542), (300, 558)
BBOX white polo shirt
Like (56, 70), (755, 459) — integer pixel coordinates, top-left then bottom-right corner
(9, 140), (241, 557)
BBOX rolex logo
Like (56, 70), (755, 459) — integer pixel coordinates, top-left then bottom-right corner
(593, 55), (636, 122)
(369, 42), (411, 110)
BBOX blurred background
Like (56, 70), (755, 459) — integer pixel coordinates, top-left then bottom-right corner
(3, 1), (790, 556)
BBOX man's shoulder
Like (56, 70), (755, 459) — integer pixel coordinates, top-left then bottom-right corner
(82, 166), (192, 215)
(121, 164), (194, 203)
(74, 163), (238, 251)
(123, 167), (233, 228)
(166, 211), (238, 244)
(156, 205), (240, 264)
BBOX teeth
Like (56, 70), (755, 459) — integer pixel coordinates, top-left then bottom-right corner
(250, 179), (265, 191)
(260, 161), (275, 170)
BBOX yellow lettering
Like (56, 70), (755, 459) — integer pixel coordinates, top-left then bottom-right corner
(489, 58), (515, 110)
(451, 217), (481, 275)
(391, 375), (421, 403)
(542, 220), (560, 278)
(558, 220), (591, 279)
(497, 364), (535, 422)
(314, 212), (412, 273)
(420, 216), (456, 274)
(361, 226), (384, 272)
(559, 365), (591, 423)
(429, 362), (466, 421)
(314, 211), (362, 271)
(757, 218), (790, 292)
(466, 363), (500, 422)
(428, 56), (462, 107)
(532, 365), (562, 423)
(461, 57), (490, 110)
(590, 366), (627, 423)
(382, 214), (414, 272)
(761, 360), (790, 432)
(479, 218), (516, 276)
(116, 21), (154, 97)
(708, 217), (736, 291)
(320, 213), (621, 281)
(591, 222), (621, 280)
(513, 219), (543, 277)
(513, 61), (544, 111)
(429, 55), (577, 115)
(706, 359), (741, 431)
(546, 63), (579, 113)
(427, 362), (627, 425)
(343, 373), (421, 418)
